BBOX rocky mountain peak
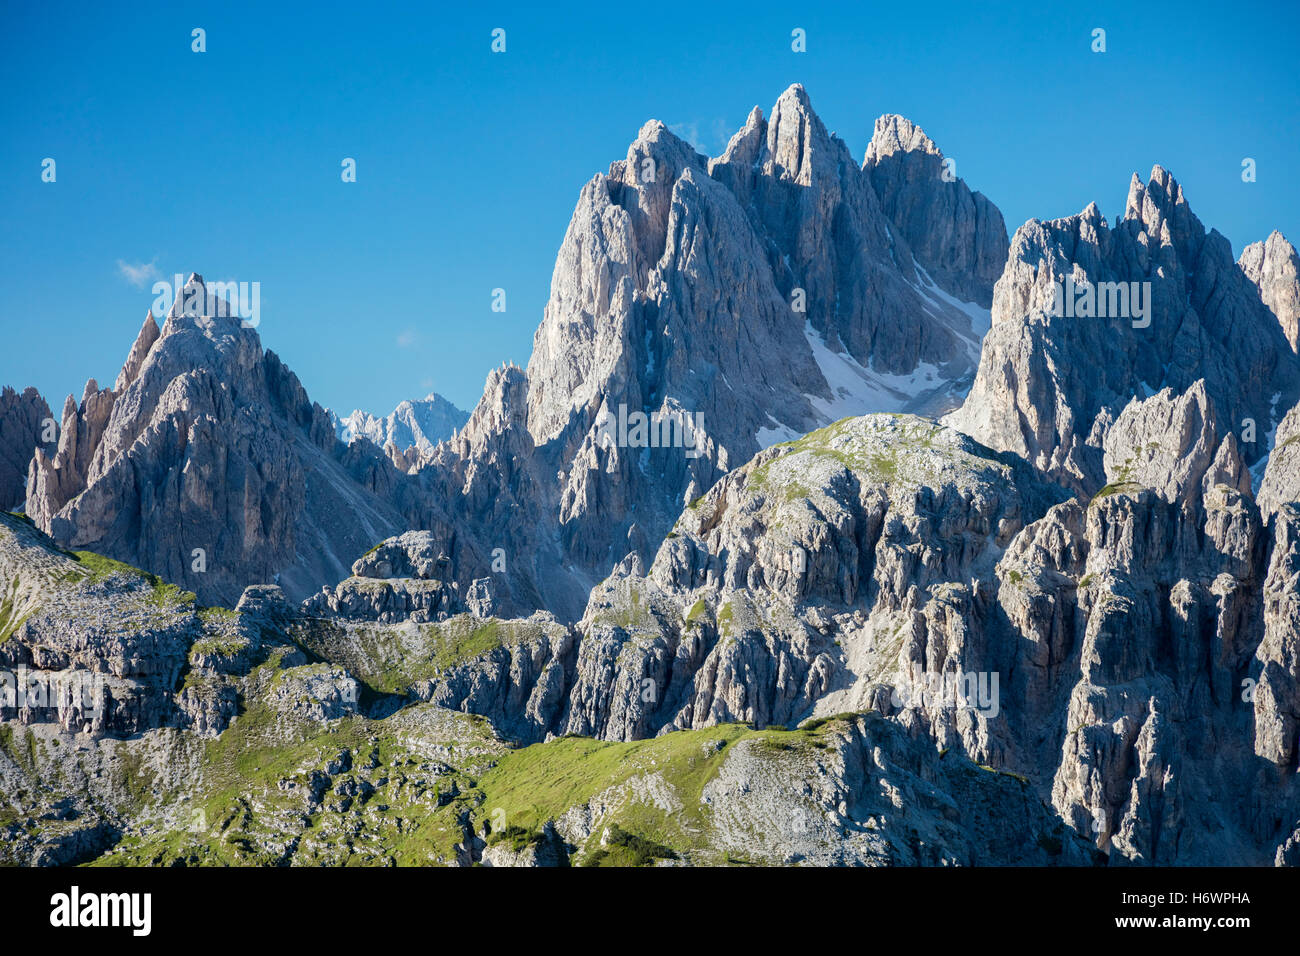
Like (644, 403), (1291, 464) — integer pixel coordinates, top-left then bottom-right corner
(1122, 165), (1198, 255)
(114, 310), (161, 393)
(765, 83), (830, 186)
(466, 363), (529, 440)
(333, 392), (469, 460)
(864, 113), (940, 162)
(864, 112), (1008, 306)
(423, 85), (1012, 623)
(25, 273), (410, 606)
(949, 164), (1299, 496)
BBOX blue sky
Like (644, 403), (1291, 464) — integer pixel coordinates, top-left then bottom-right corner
(2, 0), (1297, 417)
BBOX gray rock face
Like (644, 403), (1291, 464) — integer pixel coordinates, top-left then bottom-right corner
(1240, 230), (1300, 352)
(1102, 381), (1250, 506)
(301, 530), (468, 623)
(420, 85), (1005, 620)
(351, 530), (453, 580)
(554, 415), (1059, 754)
(0, 511), (270, 739)
(0, 386), (51, 511)
(864, 114), (1008, 307)
(1258, 397), (1300, 519)
(333, 393), (469, 459)
(266, 663), (361, 722)
(456, 411), (1295, 865)
(304, 575), (461, 625)
(947, 168), (1300, 496)
(1254, 504), (1300, 768)
(290, 607), (574, 745)
(692, 713), (1097, 866)
(0, 513), (191, 736)
(24, 276), (412, 607)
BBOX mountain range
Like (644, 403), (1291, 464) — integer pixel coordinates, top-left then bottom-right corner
(2, 84), (1300, 867)
(330, 394), (469, 471)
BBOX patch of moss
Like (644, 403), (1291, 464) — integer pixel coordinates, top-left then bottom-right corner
(684, 598), (707, 625)
(189, 635), (249, 658)
(1090, 480), (1142, 504)
(748, 416), (961, 496)
(486, 824), (545, 853)
(797, 711), (870, 734)
(1037, 832), (1063, 856)
(197, 606), (239, 623)
(68, 551), (196, 607)
(582, 824), (678, 867)
(0, 589), (28, 644)
(978, 763), (1029, 785)
(295, 615), (525, 697)
(474, 723), (778, 861)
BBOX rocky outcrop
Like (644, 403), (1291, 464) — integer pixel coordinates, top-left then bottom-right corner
(1240, 231), (1300, 352)
(1258, 397), (1300, 520)
(303, 531), (469, 623)
(0, 386), (50, 511)
(552, 415), (1060, 754)
(1254, 504), (1300, 769)
(0, 512), (196, 736)
(266, 663), (361, 722)
(1101, 382), (1250, 506)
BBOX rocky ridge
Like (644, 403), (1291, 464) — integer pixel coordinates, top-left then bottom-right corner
(417, 84), (1006, 620)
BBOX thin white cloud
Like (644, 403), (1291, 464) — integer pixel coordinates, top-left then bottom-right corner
(117, 258), (162, 288)
(396, 328), (418, 347)
(669, 118), (733, 155)
(712, 117), (733, 151)
(669, 121), (703, 152)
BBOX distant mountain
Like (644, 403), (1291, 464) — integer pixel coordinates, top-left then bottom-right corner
(331, 394), (469, 458)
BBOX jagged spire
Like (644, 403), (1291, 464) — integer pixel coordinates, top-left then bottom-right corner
(114, 310), (161, 393)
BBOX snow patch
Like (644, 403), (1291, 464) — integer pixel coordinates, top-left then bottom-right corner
(801, 322), (942, 420)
